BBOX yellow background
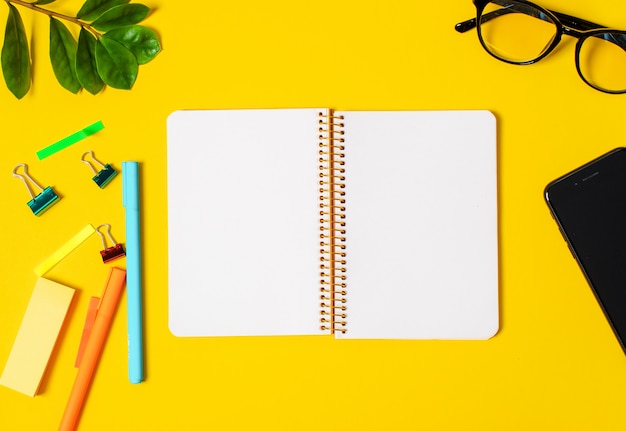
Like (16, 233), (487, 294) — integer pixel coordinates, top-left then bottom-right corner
(1, 0), (626, 429)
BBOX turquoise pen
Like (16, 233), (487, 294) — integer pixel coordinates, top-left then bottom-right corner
(122, 161), (144, 384)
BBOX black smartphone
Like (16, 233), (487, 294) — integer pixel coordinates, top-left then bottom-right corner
(545, 147), (626, 354)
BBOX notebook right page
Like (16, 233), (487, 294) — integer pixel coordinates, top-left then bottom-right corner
(336, 110), (498, 340)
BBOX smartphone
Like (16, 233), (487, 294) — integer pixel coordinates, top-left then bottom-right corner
(545, 147), (626, 353)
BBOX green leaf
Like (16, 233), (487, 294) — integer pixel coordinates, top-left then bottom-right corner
(92, 4), (150, 32)
(103, 25), (160, 64)
(1, 4), (30, 99)
(49, 17), (81, 93)
(76, 29), (104, 94)
(77, 0), (130, 21)
(95, 37), (138, 89)
(35, 0), (57, 4)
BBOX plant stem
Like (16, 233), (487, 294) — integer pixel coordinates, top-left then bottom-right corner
(4, 0), (102, 38)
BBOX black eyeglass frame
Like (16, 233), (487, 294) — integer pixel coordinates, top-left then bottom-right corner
(455, 0), (626, 94)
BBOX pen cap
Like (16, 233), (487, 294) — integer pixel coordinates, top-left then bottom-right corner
(98, 267), (127, 318)
(122, 161), (139, 209)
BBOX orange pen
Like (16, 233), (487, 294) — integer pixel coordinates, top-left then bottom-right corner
(59, 267), (126, 431)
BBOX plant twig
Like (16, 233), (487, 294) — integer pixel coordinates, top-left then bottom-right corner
(4, 0), (101, 38)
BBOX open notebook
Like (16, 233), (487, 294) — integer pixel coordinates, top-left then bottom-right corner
(167, 109), (499, 339)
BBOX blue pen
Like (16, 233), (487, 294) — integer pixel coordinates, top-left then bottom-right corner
(122, 161), (144, 384)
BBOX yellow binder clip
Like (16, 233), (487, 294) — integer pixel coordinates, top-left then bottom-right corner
(13, 164), (60, 216)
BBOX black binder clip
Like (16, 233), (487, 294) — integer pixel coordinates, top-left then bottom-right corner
(81, 150), (118, 188)
(12, 164), (60, 216)
(96, 224), (126, 263)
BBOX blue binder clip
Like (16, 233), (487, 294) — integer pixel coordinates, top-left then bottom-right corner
(96, 224), (126, 263)
(12, 164), (60, 216)
(81, 150), (118, 188)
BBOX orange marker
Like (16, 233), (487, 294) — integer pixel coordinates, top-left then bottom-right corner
(59, 268), (126, 431)
(74, 297), (100, 368)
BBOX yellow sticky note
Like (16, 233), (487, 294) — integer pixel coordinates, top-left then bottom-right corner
(35, 224), (95, 276)
(0, 278), (75, 396)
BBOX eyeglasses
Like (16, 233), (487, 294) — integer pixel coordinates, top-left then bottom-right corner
(455, 0), (626, 94)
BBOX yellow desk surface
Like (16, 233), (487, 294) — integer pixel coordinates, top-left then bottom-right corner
(1, 0), (626, 429)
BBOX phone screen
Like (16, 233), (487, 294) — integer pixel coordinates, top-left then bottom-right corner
(545, 148), (626, 352)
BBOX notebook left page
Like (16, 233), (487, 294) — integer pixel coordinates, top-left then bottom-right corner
(167, 109), (323, 336)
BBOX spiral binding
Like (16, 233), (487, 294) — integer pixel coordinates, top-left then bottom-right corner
(318, 109), (347, 334)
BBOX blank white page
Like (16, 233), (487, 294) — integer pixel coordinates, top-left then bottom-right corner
(336, 111), (499, 340)
(167, 109), (323, 336)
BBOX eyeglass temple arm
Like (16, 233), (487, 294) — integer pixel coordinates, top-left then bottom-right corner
(455, 3), (552, 33)
(551, 11), (606, 32)
(455, 5), (606, 34)
(454, 17), (478, 33)
(454, 4), (626, 60)
(455, 7), (626, 53)
(551, 12), (626, 54)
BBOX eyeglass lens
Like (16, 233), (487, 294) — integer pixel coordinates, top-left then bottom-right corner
(479, 1), (557, 63)
(478, 1), (626, 92)
(578, 33), (626, 92)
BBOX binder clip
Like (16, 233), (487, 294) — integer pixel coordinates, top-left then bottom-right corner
(96, 224), (126, 263)
(81, 150), (118, 188)
(12, 164), (60, 216)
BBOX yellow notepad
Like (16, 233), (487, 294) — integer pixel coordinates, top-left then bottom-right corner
(167, 109), (499, 339)
(0, 278), (75, 396)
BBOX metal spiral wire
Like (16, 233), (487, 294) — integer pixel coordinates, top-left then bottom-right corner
(318, 110), (347, 334)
